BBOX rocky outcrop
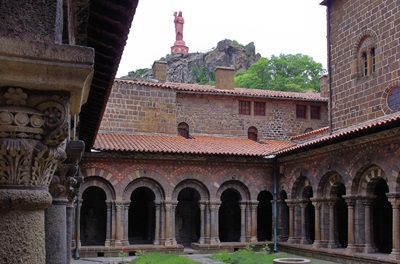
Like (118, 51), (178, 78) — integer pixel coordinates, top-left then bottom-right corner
(124, 39), (261, 83)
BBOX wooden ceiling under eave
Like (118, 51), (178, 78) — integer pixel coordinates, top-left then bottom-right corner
(78, 0), (139, 152)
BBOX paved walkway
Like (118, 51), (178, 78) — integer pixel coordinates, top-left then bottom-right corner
(71, 252), (339, 263)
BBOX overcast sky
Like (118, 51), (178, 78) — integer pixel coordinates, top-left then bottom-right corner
(116, 0), (328, 77)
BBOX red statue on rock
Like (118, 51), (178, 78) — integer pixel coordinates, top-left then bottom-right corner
(171, 11), (189, 54)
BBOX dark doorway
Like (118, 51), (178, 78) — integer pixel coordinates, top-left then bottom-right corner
(257, 191), (272, 241)
(176, 188), (200, 245)
(219, 189), (241, 242)
(304, 186), (315, 243)
(81, 186), (107, 246)
(279, 191), (289, 241)
(129, 187), (155, 244)
(373, 178), (392, 253)
(335, 183), (347, 248)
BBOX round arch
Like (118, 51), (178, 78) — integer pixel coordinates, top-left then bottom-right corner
(172, 179), (210, 201)
(317, 171), (345, 198)
(81, 176), (115, 201)
(351, 165), (388, 196)
(123, 177), (165, 201)
(216, 180), (251, 201)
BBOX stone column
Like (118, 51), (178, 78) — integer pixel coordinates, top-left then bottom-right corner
(122, 202), (130, 246)
(171, 202), (177, 245)
(199, 202), (206, 244)
(250, 203), (258, 243)
(209, 201), (221, 245)
(310, 198), (321, 248)
(387, 193), (400, 260)
(205, 202), (211, 244)
(362, 197), (375, 253)
(299, 200), (308, 244)
(66, 203), (74, 263)
(344, 196), (356, 252)
(105, 201), (112, 247)
(114, 202), (123, 246)
(160, 203), (166, 245)
(286, 200), (296, 243)
(164, 203), (172, 246)
(154, 201), (161, 245)
(327, 199), (338, 249)
(240, 203), (247, 242)
(73, 196), (83, 256)
(111, 202), (116, 246)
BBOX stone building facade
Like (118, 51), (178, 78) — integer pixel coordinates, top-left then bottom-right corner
(75, 0), (400, 263)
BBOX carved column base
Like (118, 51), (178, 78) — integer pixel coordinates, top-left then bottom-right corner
(312, 240), (322, 248)
(390, 250), (400, 260)
(0, 188), (52, 264)
(363, 245), (375, 253)
(345, 244), (356, 253)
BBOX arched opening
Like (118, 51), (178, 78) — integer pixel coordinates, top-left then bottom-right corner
(80, 186), (107, 246)
(129, 187), (155, 244)
(178, 122), (189, 138)
(278, 191), (289, 241)
(304, 186), (315, 243)
(257, 191), (272, 241)
(219, 188), (241, 242)
(372, 178), (392, 253)
(248, 126), (258, 141)
(334, 183), (347, 248)
(175, 188), (200, 245)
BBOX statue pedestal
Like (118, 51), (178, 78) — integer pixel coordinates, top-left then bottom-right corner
(171, 40), (188, 54)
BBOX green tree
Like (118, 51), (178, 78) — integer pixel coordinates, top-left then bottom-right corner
(234, 54), (326, 92)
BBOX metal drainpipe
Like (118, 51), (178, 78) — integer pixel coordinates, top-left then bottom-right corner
(273, 157), (278, 252)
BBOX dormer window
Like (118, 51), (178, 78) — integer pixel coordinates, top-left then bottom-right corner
(178, 122), (189, 138)
(248, 126), (258, 141)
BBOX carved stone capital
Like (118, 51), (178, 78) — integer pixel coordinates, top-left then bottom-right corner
(0, 87), (70, 188)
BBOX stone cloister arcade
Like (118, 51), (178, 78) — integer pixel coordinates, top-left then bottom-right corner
(277, 160), (400, 258)
(74, 168), (275, 252)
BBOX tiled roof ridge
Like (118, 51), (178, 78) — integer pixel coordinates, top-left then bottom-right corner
(114, 79), (327, 101)
(278, 112), (400, 155)
(290, 126), (329, 140)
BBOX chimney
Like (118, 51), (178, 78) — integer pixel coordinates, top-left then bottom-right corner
(152, 60), (167, 82)
(215, 67), (235, 90)
(319, 75), (328, 98)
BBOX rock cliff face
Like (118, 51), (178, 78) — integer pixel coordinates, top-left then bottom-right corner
(125, 39), (261, 83)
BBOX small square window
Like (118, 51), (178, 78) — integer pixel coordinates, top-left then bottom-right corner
(296, 105), (307, 119)
(254, 102), (266, 116)
(239, 101), (251, 115)
(310, 106), (321, 119)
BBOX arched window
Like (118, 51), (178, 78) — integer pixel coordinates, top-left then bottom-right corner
(248, 126), (258, 141)
(358, 35), (376, 77)
(178, 122), (189, 138)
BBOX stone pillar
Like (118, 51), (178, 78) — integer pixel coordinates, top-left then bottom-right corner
(154, 201), (161, 245)
(287, 200), (296, 243)
(344, 196), (356, 252)
(114, 202), (123, 246)
(0, 1), (94, 259)
(199, 202), (206, 244)
(240, 203), (247, 242)
(250, 203), (258, 243)
(73, 197), (83, 255)
(210, 201), (221, 244)
(46, 198), (68, 264)
(122, 202), (130, 246)
(299, 201), (308, 244)
(362, 197), (375, 253)
(327, 199), (338, 249)
(66, 203), (74, 263)
(111, 202), (116, 246)
(160, 203), (166, 245)
(105, 201), (112, 247)
(205, 202), (211, 244)
(387, 193), (400, 260)
(171, 202), (177, 245)
(164, 202), (172, 246)
(310, 198), (321, 248)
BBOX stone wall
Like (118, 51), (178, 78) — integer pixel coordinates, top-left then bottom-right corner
(99, 82), (177, 134)
(329, 0), (400, 131)
(177, 94), (328, 139)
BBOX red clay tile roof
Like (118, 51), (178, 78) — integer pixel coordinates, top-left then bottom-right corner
(115, 79), (327, 102)
(93, 134), (295, 156)
(278, 112), (400, 155)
